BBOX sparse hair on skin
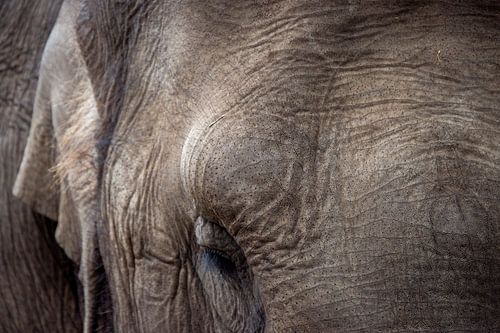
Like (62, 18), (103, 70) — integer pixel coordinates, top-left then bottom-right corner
(50, 78), (100, 190)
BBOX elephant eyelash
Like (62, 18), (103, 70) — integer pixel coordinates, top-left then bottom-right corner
(200, 246), (239, 276)
(201, 246), (231, 261)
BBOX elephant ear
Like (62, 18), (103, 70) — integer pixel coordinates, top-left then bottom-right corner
(13, 1), (105, 330)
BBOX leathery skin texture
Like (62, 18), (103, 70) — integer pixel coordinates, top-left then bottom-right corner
(7, 0), (500, 332)
(93, 1), (499, 332)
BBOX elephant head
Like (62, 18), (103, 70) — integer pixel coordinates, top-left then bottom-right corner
(14, 0), (500, 332)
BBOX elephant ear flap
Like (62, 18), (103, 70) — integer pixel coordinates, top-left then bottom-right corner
(13, 0), (94, 266)
(15, 2), (110, 330)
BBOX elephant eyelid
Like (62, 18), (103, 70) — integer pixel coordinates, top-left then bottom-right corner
(195, 216), (245, 265)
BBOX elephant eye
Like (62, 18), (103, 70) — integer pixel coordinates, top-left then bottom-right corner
(195, 216), (245, 272)
(194, 217), (266, 331)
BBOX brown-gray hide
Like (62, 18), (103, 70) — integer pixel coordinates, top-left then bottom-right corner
(9, 0), (500, 332)
(0, 0), (82, 332)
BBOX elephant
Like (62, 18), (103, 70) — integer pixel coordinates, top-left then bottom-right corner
(3, 0), (500, 332)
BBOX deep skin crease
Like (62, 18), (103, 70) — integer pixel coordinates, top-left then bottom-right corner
(10, 1), (500, 332)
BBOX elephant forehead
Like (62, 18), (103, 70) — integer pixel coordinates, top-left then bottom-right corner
(181, 100), (500, 240)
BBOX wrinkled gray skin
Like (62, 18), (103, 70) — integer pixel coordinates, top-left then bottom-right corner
(5, 0), (500, 332)
(0, 0), (82, 332)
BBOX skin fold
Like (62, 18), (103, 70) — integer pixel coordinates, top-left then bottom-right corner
(5, 0), (500, 332)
